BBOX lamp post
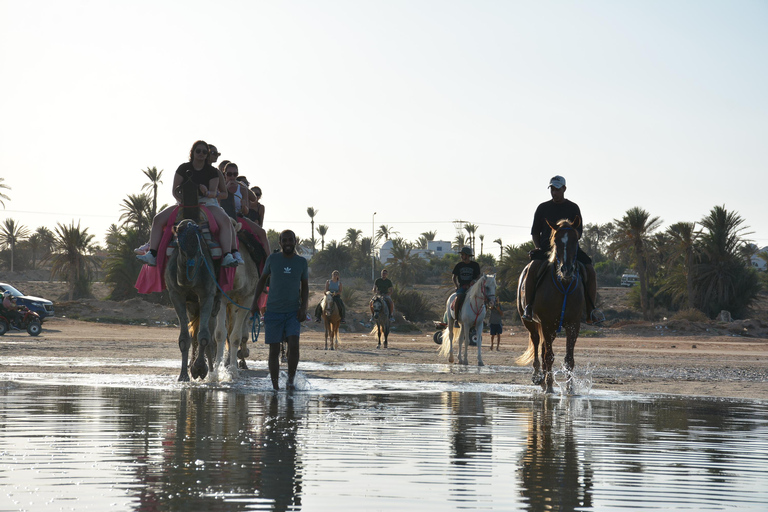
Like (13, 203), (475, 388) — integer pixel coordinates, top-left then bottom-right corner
(371, 212), (377, 282)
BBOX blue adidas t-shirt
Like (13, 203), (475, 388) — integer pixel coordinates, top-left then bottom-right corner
(262, 252), (308, 314)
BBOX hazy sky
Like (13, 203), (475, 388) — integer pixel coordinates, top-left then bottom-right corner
(2, 0), (767, 254)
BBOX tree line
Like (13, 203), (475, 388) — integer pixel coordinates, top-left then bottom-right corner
(1, 171), (766, 320)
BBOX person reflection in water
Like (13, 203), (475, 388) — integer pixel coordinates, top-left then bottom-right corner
(258, 394), (303, 511)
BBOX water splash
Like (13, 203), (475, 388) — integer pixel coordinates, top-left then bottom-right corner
(553, 363), (593, 396)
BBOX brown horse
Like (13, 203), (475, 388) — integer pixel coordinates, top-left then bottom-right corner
(321, 291), (341, 350)
(517, 217), (585, 393)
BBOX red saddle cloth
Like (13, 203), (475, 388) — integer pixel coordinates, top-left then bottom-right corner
(134, 205), (236, 294)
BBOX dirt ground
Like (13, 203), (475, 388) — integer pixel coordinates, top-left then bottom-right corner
(2, 317), (767, 401)
(2, 273), (767, 400)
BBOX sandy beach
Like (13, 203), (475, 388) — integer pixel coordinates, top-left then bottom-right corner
(2, 316), (767, 400)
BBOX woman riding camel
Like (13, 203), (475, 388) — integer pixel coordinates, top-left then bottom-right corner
(220, 163), (270, 253)
(314, 270), (347, 324)
(137, 140), (238, 267)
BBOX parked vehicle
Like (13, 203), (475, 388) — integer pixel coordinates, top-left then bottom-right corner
(0, 283), (55, 320)
(620, 273), (640, 287)
(0, 306), (43, 336)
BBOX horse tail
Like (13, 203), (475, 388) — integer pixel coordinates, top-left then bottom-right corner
(516, 339), (535, 366)
(370, 324), (379, 336)
(438, 324), (455, 358)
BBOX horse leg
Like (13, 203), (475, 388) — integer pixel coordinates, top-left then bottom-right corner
(541, 330), (556, 393)
(383, 326), (388, 349)
(447, 318), (455, 364)
(324, 316), (329, 350)
(529, 326), (543, 386)
(476, 322), (484, 367)
(170, 294), (191, 382)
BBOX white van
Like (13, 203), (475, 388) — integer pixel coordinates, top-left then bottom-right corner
(620, 273), (640, 287)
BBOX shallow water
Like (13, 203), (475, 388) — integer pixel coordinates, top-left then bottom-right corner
(1, 367), (767, 511)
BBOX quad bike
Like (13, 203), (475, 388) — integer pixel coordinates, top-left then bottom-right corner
(0, 306), (43, 336)
(432, 320), (478, 346)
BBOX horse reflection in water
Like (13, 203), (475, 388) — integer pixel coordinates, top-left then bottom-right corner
(130, 389), (303, 511)
(517, 218), (585, 392)
(520, 397), (594, 510)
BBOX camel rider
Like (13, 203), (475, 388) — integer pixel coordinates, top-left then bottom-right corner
(370, 269), (395, 323)
(2, 291), (23, 327)
(521, 175), (602, 324)
(452, 246), (481, 323)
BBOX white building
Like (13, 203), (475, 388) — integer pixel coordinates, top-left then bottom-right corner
(378, 240), (455, 263)
(750, 246), (768, 272)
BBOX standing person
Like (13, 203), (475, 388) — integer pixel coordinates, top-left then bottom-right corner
(137, 140), (237, 267)
(251, 230), (309, 391)
(314, 270), (347, 324)
(488, 303), (503, 351)
(452, 246), (481, 322)
(521, 175), (601, 323)
(370, 269), (394, 322)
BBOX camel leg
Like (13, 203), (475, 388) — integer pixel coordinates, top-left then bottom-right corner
(170, 294), (191, 382)
(213, 303), (228, 369)
(237, 317), (250, 369)
(190, 296), (214, 381)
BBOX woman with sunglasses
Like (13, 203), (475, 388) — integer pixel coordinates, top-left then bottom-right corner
(137, 140), (237, 267)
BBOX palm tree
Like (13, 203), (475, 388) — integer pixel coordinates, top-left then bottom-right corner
(316, 224), (329, 251)
(375, 224), (399, 243)
(0, 218), (30, 271)
(417, 230), (437, 249)
(494, 238), (503, 261)
(694, 205), (758, 317)
(103, 225), (144, 300)
(661, 222), (700, 309)
(464, 223), (478, 253)
(307, 207), (318, 255)
(141, 167), (164, 217)
(478, 234), (484, 256)
(0, 177), (10, 208)
(119, 193), (153, 240)
(387, 238), (424, 285)
(453, 233), (466, 252)
(609, 207), (662, 319)
(48, 221), (100, 300)
(343, 228), (363, 249)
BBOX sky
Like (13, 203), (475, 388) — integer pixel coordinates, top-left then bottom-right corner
(1, 0), (767, 255)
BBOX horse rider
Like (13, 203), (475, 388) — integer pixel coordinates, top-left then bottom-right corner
(452, 246), (481, 323)
(314, 270), (347, 324)
(521, 175), (602, 324)
(370, 269), (395, 323)
(2, 291), (24, 327)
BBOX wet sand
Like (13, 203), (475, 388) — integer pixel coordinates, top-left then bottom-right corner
(2, 318), (767, 400)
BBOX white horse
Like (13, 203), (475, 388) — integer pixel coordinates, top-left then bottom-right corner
(439, 274), (496, 366)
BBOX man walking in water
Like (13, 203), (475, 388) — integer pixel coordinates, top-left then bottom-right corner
(522, 175), (602, 324)
(251, 230), (309, 390)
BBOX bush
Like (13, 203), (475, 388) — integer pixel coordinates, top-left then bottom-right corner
(669, 308), (709, 322)
(391, 286), (436, 322)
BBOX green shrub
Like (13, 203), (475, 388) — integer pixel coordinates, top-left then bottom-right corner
(391, 286), (436, 322)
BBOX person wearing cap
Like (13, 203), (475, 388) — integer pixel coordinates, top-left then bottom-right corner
(452, 246), (481, 322)
(521, 175), (601, 324)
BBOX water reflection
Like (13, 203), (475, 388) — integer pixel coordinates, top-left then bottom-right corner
(519, 396), (593, 511)
(1, 377), (767, 511)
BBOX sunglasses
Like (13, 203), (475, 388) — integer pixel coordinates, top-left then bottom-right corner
(226, 172), (238, 177)
(195, 148), (209, 155)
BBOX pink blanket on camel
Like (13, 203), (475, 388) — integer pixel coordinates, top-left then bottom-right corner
(134, 206), (236, 294)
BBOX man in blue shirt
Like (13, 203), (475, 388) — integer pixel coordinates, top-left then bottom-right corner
(251, 230), (309, 390)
